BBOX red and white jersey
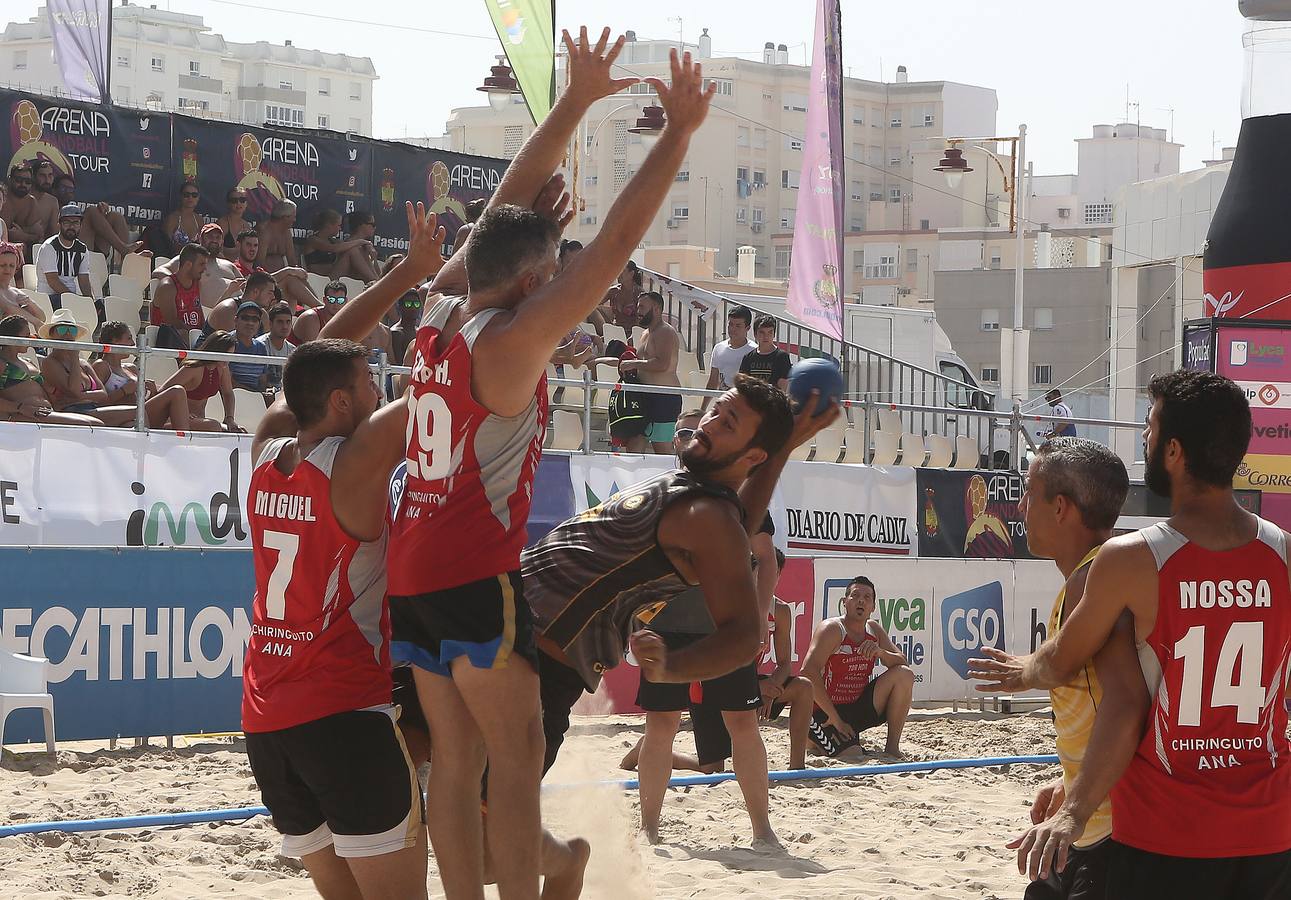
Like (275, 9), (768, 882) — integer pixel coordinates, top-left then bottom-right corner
(151, 275), (204, 329)
(822, 620), (879, 705)
(241, 437), (391, 733)
(1111, 518), (1291, 858)
(389, 296), (546, 596)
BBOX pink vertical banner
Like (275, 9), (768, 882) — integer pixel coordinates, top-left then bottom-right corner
(786, 0), (845, 341)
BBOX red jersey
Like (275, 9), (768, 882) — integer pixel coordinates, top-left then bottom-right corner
(241, 437), (391, 733)
(151, 274), (204, 330)
(388, 296), (546, 596)
(1111, 519), (1291, 858)
(823, 621), (878, 704)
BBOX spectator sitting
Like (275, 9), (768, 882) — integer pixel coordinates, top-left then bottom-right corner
(51, 173), (146, 261)
(194, 222), (246, 305)
(225, 228), (319, 310)
(618, 290), (682, 454)
(602, 260), (642, 330)
(1, 165), (48, 252)
(292, 279), (347, 343)
(0, 243), (45, 329)
(738, 314), (791, 392)
(150, 243), (210, 349)
(0, 179), (7, 243)
(29, 161), (63, 244)
(87, 320), (192, 430)
(215, 188), (254, 260)
(0, 314), (104, 425)
(227, 300), (275, 404)
(801, 575), (915, 758)
(381, 252), (406, 279)
(302, 209), (380, 282)
(37, 205), (100, 319)
(255, 302), (295, 389)
(390, 289), (421, 365)
(162, 180), (203, 253)
(158, 329), (242, 432)
(453, 197), (488, 252)
(257, 200), (299, 272)
(703, 305), (754, 409)
(207, 270), (276, 333)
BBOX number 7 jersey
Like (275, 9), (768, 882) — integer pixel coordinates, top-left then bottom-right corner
(1111, 518), (1291, 858)
(388, 295), (547, 596)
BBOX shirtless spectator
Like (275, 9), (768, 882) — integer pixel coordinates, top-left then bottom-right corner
(30, 161), (62, 240)
(303, 209), (379, 282)
(196, 223), (244, 305)
(292, 280), (347, 343)
(602, 260), (643, 330)
(389, 290), (421, 366)
(2, 165), (48, 250)
(52, 173), (146, 260)
(215, 189), (254, 260)
(0, 180), (7, 244)
(207, 271), (276, 333)
(257, 200), (300, 272)
(229, 228), (319, 310)
(0, 315), (100, 426)
(619, 290), (681, 453)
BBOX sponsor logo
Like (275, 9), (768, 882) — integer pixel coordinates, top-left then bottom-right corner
(1205, 290), (1243, 315)
(1235, 382), (1291, 409)
(940, 581), (1005, 679)
(821, 579), (927, 680)
(139, 117), (151, 131)
(125, 448), (246, 546)
(1260, 384), (1281, 406)
(1, 479), (20, 525)
(1235, 457), (1291, 491)
(786, 507), (911, 554)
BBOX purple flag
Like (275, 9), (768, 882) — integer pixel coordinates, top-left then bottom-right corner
(48, 0), (111, 103)
(787, 0), (845, 340)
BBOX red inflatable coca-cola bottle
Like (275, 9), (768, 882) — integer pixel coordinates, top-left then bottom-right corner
(1203, 1), (1291, 319)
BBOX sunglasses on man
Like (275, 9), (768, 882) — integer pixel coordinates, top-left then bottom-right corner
(400, 299), (423, 310)
(675, 428), (696, 440)
(51, 323), (79, 337)
(325, 294), (347, 305)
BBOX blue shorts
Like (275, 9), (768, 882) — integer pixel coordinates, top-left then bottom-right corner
(389, 571), (538, 677)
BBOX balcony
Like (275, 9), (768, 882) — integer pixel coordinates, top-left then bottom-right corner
(238, 85), (306, 105)
(178, 74), (223, 94)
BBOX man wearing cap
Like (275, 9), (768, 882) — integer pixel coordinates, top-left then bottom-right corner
(227, 298), (274, 402)
(207, 270), (277, 333)
(36, 205), (98, 317)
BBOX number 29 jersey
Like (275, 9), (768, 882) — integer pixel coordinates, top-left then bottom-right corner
(1112, 519), (1291, 858)
(388, 296), (547, 596)
(241, 437), (391, 734)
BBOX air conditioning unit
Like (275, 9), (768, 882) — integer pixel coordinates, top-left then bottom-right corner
(750, 223), (763, 233)
(665, 219), (677, 229)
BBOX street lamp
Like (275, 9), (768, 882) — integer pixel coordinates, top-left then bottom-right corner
(628, 104), (666, 147)
(477, 58), (521, 112)
(933, 148), (972, 191)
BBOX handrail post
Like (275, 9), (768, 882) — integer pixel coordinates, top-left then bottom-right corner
(581, 369), (593, 454)
(862, 396), (873, 465)
(376, 350), (389, 405)
(987, 411), (997, 470)
(134, 329), (149, 432)
(1009, 401), (1022, 471)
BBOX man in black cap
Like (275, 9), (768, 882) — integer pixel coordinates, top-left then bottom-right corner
(36, 204), (98, 318)
(228, 299), (275, 402)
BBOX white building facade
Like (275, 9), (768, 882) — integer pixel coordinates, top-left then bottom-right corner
(0, 3), (377, 134)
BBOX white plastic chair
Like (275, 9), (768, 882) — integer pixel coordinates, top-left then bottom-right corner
(926, 434), (955, 468)
(103, 296), (143, 332)
(878, 406), (903, 435)
(841, 425), (866, 463)
(631, 326), (646, 347)
(151, 256), (171, 275)
(85, 251), (109, 296)
(601, 324), (629, 346)
(145, 353), (180, 386)
(59, 294), (99, 329)
(789, 437), (813, 461)
(550, 410), (584, 450)
(338, 276), (366, 299)
(870, 430), (900, 466)
(107, 274), (145, 303)
(305, 272), (329, 298)
(21, 289), (55, 322)
(233, 388), (270, 433)
(684, 369), (710, 390)
(21, 263), (38, 290)
(899, 432), (928, 468)
(121, 252), (153, 284)
(813, 424), (846, 464)
(0, 649), (56, 755)
(954, 435), (981, 469)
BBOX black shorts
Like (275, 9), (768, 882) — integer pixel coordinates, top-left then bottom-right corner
(1105, 840), (1291, 900)
(389, 570), (538, 678)
(807, 679), (884, 757)
(245, 707), (422, 859)
(1024, 837), (1112, 900)
(634, 632), (760, 713)
(391, 666), (427, 736)
(536, 648), (590, 776)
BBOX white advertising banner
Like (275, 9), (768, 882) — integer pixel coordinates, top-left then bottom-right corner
(0, 423), (252, 548)
(778, 461), (917, 557)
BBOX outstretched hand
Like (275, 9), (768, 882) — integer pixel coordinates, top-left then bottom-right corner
(403, 202), (448, 281)
(563, 27), (639, 105)
(646, 49), (717, 138)
(532, 174), (574, 234)
(967, 647), (1030, 693)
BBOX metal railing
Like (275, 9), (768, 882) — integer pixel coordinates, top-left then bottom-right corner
(0, 333), (1146, 470)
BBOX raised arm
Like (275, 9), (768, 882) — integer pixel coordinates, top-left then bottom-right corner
(737, 393), (841, 538)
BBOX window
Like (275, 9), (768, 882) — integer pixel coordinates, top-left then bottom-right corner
(923, 111), (935, 127)
(752, 207), (765, 224)
(851, 181), (863, 201)
(790, 138), (804, 152)
(871, 106), (883, 127)
(851, 107), (864, 125)
(675, 168), (690, 182)
(853, 250), (864, 269)
(151, 55), (165, 72)
(736, 207), (747, 223)
(864, 255), (896, 279)
(782, 94), (808, 112)
(502, 125), (525, 157)
(1058, 207), (1071, 219)
(1084, 202), (1113, 225)
(348, 117), (361, 132)
(920, 218), (930, 231)
(582, 214), (598, 225)
(1033, 365), (1053, 385)
(190, 61), (201, 76)
(117, 50), (131, 69)
(753, 128), (767, 149)
(318, 77), (331, 96)
(672, 205), (689, 220)
(1034, 307), (1054, 330)
(981, 367), (1000, 383)
(781, 170), (800, 189)
(349, 82), (362, 101)
(870, 190), (883, 202)
(317, 114), (330, 128)
(890, 187), (902, 204)
(906, 249), (918, 272)
(737, 126), (750, 147)
(780, 209), (795, 229)
(178, 97), (209, 111)
(279, 80), (293, 91)
(265, 105), (305, 127)
(702, 78), (734, 96)
(752, 170), (766, 189)
(583, 174), (598, 187)
(890, 110), (902, 127)
(889, 154), (901, 167)
(613, 159), (628, 190)
(14, 50), (27, 71)
(990, 254), (1002, 270)
(737, 166), (749, 183)
(775, 247), (792, 280)
(627, 82), (655, 95)
(613, 120), (628, 153)
(981, 310), (1001, 331)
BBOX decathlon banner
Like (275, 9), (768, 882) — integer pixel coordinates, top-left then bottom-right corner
(0, 548), (253, 743)
(0, 423), (251, 548)
(484, 0), (556, 125)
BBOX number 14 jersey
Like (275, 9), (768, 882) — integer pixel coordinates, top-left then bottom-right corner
(389, 296), (547, 597)
(1112, 518), (1291, 858)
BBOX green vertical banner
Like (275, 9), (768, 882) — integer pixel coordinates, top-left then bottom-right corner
(484, 0), (556, 125)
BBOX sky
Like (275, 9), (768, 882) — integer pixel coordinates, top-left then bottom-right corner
(135, 1), (1250, 173)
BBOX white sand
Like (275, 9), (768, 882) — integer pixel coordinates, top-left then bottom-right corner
(1, 710), (1063, 899)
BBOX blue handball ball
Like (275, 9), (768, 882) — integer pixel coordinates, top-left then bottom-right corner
(787, 357), (843, 416)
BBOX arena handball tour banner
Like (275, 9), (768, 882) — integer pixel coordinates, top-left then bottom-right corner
(914, 468), (1031, 559)
(2, 88), (172, 226)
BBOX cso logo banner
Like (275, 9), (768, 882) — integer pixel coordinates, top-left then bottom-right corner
(939, 581), (1005, 680)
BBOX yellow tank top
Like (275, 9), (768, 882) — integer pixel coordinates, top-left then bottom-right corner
(1049, 545), (1112, 847)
